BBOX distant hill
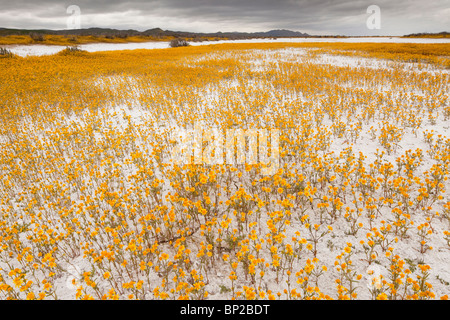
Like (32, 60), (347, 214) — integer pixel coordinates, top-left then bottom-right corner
(0, 27), (141, 37)
(256, 29), (309, 37)
(403, 31), (450, 38)
(0, 27), (311, 39)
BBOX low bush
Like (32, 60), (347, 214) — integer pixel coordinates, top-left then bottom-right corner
(57, 46), (87, 56)
(30, 33), (45, 42)
(0, 47), (14, 58)
(169, 38), (190, 48)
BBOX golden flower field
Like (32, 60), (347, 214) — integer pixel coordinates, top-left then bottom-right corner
(0, 34), (179, 46)
(0, 42), (449, 300)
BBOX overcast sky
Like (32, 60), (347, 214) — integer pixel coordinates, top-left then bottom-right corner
(0, 0), (448, 36)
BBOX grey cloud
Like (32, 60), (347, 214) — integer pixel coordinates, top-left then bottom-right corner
(0, 0), (448, 35)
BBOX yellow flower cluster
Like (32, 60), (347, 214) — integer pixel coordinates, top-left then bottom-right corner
(0, 41), (449, 300)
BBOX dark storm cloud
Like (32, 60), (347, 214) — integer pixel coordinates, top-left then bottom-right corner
(0, 0), (448, 35)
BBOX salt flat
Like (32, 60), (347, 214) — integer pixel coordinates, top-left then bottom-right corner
(4, 37), (450, 57)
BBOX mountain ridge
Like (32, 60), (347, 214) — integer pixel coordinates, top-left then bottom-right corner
(0, 27), (311, 39)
